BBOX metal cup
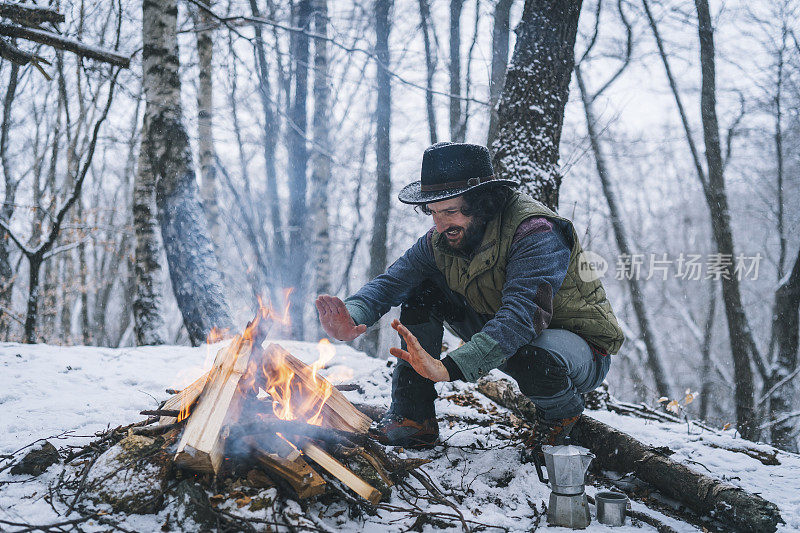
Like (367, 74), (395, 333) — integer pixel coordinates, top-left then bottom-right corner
(595, 491), (628, 526)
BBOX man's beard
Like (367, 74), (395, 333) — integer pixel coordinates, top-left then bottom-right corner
(441, 218), (488, 255)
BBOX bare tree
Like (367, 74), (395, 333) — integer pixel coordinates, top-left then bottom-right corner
(0, 63), (20, 334)
(747, 1), (800, 451)
(696, 0), (758, 438)
(364, 0), (393, 355)
(641, 0), (764, 438)
(249, 0), (286, 278)
(417, 0), (439, 144)
(765, 247), (800, 450)
(492, 0), (583, 210)
(456, 0), (481, 141)
(0, 70), (120, 343)
(223, 30), (274, 299)
(141, 0), (233, 346)
(449, 0), (464, 141)
(193, 0), (222, 254)
(287, 0), (312, 339)
(133, 100), (167, 345)
(311, 0), (332, 334)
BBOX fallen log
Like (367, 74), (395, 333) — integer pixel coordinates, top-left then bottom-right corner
(244, 436), (326, 499)
(477, 378), (784, 533)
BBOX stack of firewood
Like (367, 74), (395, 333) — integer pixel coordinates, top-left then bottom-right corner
(154, 335), (407, 504)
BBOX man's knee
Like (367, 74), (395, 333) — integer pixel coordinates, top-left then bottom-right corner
(505, 346), (570, 398)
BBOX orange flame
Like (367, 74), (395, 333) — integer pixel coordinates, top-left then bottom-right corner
(261, 339), (335, 426)
(174, 293), (347, 429)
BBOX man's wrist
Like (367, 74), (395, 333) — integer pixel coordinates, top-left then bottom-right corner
(343, 298), (374, 328)
(440, 356), (465, 382)
(434, 360), (450, 382)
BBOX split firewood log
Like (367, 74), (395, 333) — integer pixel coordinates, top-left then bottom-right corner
(243, 436), (326, 499)
(301, 442), (382, 504)
(174, 335), (257, 473)
(477, 377), (784, 533)
(260, 344), (373, 434)
(159, 370), (211, 425)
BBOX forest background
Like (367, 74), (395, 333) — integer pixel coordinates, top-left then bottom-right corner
(0, 0), (798, 451)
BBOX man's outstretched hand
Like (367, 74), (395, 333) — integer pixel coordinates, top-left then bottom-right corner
(315, 295), (367, 341)
(389, 319), (450, 382)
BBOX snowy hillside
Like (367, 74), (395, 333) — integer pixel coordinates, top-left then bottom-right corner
(1, 340), (798, 532)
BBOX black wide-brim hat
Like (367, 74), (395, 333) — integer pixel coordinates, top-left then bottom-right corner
(398, 142), (519, 205)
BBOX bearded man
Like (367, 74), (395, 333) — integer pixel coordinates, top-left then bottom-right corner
(316, 142), (624, 451)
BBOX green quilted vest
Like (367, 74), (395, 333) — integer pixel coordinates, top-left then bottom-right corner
(431, 192), (625, 354)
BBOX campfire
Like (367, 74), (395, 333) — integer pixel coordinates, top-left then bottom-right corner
(150, 304), (392, 505)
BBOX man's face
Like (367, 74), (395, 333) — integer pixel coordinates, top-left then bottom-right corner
(426, 196), (482, 251)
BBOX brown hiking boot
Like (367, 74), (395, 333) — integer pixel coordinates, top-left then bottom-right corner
(368, 413), (439, 449)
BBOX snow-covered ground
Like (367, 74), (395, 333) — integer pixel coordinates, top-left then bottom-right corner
(1, 340), (799, 532)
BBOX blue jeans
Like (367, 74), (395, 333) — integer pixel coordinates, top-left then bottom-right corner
(390, 279), (611, 421)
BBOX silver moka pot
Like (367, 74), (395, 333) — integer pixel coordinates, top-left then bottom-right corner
(534, 445), (594, 529)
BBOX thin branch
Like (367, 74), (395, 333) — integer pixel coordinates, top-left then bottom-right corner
(590, 0), (633, 100)
(722, 92), (745, 171)
(0, 218), (33, 256)
(578, 0), (602, 64)
(41, 233), (93, 260)
(758, 365), (800, 407)
(641, 0), (709, 195)
(758, 409), (800, 429)
(36, 68), (121, 259)
(0, 302), (24, 325)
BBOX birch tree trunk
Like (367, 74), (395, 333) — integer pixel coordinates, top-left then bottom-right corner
(132, 110), (166, 346)
(287, 0), (311, 339)
(491, 0), (582, 211)
(487, 0), (512, 146)
(311, 0), (332, 324)
(193, 0), (222, 254)
(141, 0), (232, 346)
(364, 0), (393, 355)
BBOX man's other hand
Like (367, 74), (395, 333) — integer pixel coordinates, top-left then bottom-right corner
(389, 319), (450, 382)
(315, 295), (367, 341)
